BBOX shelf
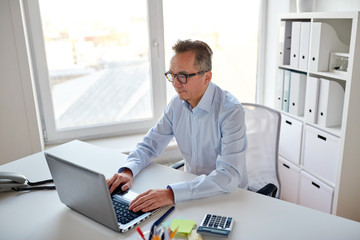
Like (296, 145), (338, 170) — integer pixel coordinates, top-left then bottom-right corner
(309, 71), (348, 81)
(298, 166), (336, 189)
(279, 11), (359, 20)
(278, 65), (348, 81)
(305, 122), (341, 138)
(277, 11), (360, 222)
(278, 65), (307, 74)
(280, 111), (342, 137)
(280, 111), (304, 122)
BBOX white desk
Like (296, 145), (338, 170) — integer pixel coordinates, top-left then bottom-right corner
(1, 140), (359, 240)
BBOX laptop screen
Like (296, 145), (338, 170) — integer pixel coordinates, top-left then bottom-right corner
(44, 152), (157, 232)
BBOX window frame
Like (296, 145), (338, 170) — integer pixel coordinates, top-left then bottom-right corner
(256, 0), (267, 105)
(24, 0), (167, 144)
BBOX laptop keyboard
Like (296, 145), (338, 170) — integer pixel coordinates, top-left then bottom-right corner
(112, 198), (145, 224)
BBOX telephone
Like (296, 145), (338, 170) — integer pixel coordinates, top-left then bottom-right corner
(0, 172), (27, 191)
(0, 172), (55, 192)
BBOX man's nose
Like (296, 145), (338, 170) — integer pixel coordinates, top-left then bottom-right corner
(173, 77), (183, 87)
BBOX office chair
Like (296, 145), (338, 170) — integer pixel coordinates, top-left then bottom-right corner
(242, 103), (281, 198)
(172, 103), (281, 198)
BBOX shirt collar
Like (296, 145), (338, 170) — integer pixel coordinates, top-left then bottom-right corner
(193, 82), (215, 113)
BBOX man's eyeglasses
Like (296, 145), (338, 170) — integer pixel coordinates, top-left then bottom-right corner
(165, 71), (206, 84)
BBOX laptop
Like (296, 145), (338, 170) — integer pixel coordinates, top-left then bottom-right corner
(44, 152), (162, 232)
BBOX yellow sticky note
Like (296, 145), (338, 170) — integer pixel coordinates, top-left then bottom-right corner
(170, 219), (196, 234)
(188, 229), (203, 240)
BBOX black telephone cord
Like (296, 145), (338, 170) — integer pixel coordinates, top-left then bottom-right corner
(12, 179), (56, 191)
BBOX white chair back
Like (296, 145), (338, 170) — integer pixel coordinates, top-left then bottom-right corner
(243, 103), (281, 198)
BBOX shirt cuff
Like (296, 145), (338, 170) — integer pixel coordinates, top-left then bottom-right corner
(167, 182), (191, 203)
(118, 162), (140, 177)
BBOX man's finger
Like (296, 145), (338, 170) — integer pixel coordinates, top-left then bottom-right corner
(106, 174), (117, 186)
(121, 182), (131, 191)
(109, 178), (122, 193)
(129, 191), (150, 210)
(142, 202), (160, 212)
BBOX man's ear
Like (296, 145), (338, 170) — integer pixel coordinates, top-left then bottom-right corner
(204, 71), (212, 84)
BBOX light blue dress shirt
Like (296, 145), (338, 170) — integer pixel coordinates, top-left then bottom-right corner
(121, 82), (248, 203)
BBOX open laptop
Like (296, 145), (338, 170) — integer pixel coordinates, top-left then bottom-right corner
(45, 152), (162, 232)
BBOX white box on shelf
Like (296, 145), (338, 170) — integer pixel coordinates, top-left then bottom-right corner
(278, 21), (292, 65)
(304, 76), (320, 124)
(282, 70), (291, 112)
(278, 156), (300, 204)
(299, 22), (311, 69)
(317, 79), (345, 127)
(302, 125), (340, 185)
(309, 22), (349, 72)
(279, 114), (303, 164)
(299, 170), (334, 214)
(275, 69), (285, 111)
(290, 22), (301, 68)
(289, 72), (306, 116)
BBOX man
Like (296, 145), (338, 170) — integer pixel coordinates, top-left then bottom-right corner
(107, 39), (248, 212)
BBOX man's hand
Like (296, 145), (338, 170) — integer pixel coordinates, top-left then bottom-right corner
(107, 168), (133, 194)
(129, 188), (174, 212)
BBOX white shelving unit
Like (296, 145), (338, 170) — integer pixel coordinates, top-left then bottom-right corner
(275, 12), (360, 221)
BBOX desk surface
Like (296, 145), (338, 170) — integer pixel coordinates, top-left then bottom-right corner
(1, 140), (359, 240)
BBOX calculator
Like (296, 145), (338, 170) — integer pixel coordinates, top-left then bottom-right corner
(196, 214), (234, 237)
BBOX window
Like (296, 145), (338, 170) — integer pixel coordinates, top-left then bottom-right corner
(163, 0), (260, 103)
(25, 0), (261, 144)
(40, 0), (153, 129)
(39, 0), (153, 129)
(26, 0), (166, 143)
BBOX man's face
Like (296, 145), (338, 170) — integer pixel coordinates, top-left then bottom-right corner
(170, 51), (211, 108)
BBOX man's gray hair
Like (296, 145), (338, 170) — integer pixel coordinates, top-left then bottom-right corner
(172, 39), (213, 72)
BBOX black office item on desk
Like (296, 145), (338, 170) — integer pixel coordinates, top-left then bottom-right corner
(0, 172), (55, 192)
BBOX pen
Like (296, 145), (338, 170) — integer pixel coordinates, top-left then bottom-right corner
(149, 206), (175, 240)
(136, 227), (146, 240)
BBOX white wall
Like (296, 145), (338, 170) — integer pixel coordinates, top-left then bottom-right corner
(0, 0), (43, 165)
(263, 0), (360, 108)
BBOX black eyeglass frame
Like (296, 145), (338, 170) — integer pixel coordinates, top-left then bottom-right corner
(164, 70), (206, 84)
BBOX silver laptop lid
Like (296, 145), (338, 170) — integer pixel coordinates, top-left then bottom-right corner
(45, 152), (153, 232)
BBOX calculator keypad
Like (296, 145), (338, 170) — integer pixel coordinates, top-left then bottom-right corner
(197, 213), (233, 237)
(202, 214), (233, 229)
